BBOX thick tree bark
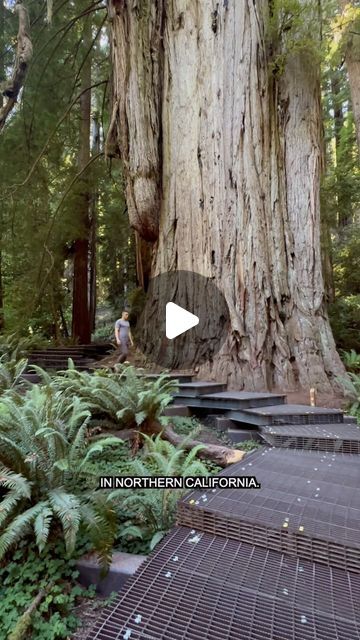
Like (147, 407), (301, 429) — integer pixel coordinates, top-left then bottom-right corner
(0, 1), (32, 133)
(72, 16), (92, 344)
(339, 0), (360, 155)
(108, 0), (345, 393)
(106, 0), (164, 241)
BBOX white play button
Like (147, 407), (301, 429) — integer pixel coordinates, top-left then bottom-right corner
(166, 302), (199, 339)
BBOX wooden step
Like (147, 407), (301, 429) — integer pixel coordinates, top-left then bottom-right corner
(174, 381), (227, 397)
(162, 405), (191, 417)
(227, 428), (262, 444)
(28, 354), (94, 361)
(199, 391), (287, 410)
(30, 343), (113, 357)
(20, 373), (41, 384)
(26, 361), (95, 372)
(228, 404), (344, 426)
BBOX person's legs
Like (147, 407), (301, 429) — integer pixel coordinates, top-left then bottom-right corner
(117, 342), (129, 364)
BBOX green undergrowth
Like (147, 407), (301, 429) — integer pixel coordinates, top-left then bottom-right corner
(0, 539), (95, 640)
(0, 360), (241, 631)
(233, 440), (262, 451)
(169, 415), (202, 436)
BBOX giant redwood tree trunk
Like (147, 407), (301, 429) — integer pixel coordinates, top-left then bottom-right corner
(107, 0), (345, 392)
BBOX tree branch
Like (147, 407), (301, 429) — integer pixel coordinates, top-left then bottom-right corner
(0, 2), (33, 133)
(7, 80), (107, 192)
(32, 151), (104, 313)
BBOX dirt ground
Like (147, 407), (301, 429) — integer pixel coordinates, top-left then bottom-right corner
(96, 348), (349, 412)
(71, 596), (110, 639)
(286, 390), (347, 410)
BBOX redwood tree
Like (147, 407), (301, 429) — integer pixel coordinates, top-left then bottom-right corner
(107, 0), (345, 392)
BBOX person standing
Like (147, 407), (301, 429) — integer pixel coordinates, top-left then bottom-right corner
(114, 310), (134, 363)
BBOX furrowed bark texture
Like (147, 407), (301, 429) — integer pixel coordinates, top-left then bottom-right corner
(0, 1), (32, 133)
(108, 0), (345, 392)
(107, 0), (164, 241)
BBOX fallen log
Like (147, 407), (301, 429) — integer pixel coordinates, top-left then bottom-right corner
(8, 583), (52, 640)
(162, 424), (245, 467)
(107, 424), (245, 467)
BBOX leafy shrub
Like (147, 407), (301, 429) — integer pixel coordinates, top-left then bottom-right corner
(332, 224), (360, 298)
(112, 433), (208, 551)
(0, 332), (48, 360)
(0, 354), (28, 393)
(336, 372), (360, 420)
(108, 367), (178, 431)
(340, 349), (360, 373)
(0, 385), (123, 567)
(0, 540), (94, 639)
(83, 441), (135, 486)
(170, 415), (202, 436)
(92, 321), (116, 342)
(35, 364), (178, 432)
(233, 440), (262, 451)
(328, 296), (360, 352)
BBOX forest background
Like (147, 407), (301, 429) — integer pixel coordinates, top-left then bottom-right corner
(0, 0), (359, 365)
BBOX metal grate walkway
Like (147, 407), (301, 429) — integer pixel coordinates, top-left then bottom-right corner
(177, 448), (360, 572)
(88, 526), (360, 640)
(85, 448), (360, 639)
(260, 423), (360, 453)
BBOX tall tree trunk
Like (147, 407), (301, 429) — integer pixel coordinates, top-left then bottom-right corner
(89, 113), (100, 332)
(134, 231), (152, 291)
(0, 1), (32, 133)
(72, 16), (92, 344)
(339, 0), (360, 155)
(330, 70), (350, 228)
(106, 0), (163, 241)
(108, 0), (345, 392)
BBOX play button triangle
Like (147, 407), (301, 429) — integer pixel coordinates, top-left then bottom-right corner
(166, 302), (199, 340)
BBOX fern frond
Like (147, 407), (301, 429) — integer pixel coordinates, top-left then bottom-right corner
(0, 502), (46, 560)
(34, 505), (53, 552)
(0, 465), (32, 499)
(48, 489), (81, 556)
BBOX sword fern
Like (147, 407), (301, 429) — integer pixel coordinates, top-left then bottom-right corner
(0, 385), (122, 567)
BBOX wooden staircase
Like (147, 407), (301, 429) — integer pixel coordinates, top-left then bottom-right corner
(21, 343), (114, 382)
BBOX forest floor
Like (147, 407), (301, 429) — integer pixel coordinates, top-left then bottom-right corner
(96, 348), (348, 410)
(72, 598), (108, 640)
(286, 390), (347, 410)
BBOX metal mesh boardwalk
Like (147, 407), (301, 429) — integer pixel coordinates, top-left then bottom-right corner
(88, 526), (360, 640)
(229, 405), (344, 427)
(260, 423), (360, 453)
(177, 448), (360, 572)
